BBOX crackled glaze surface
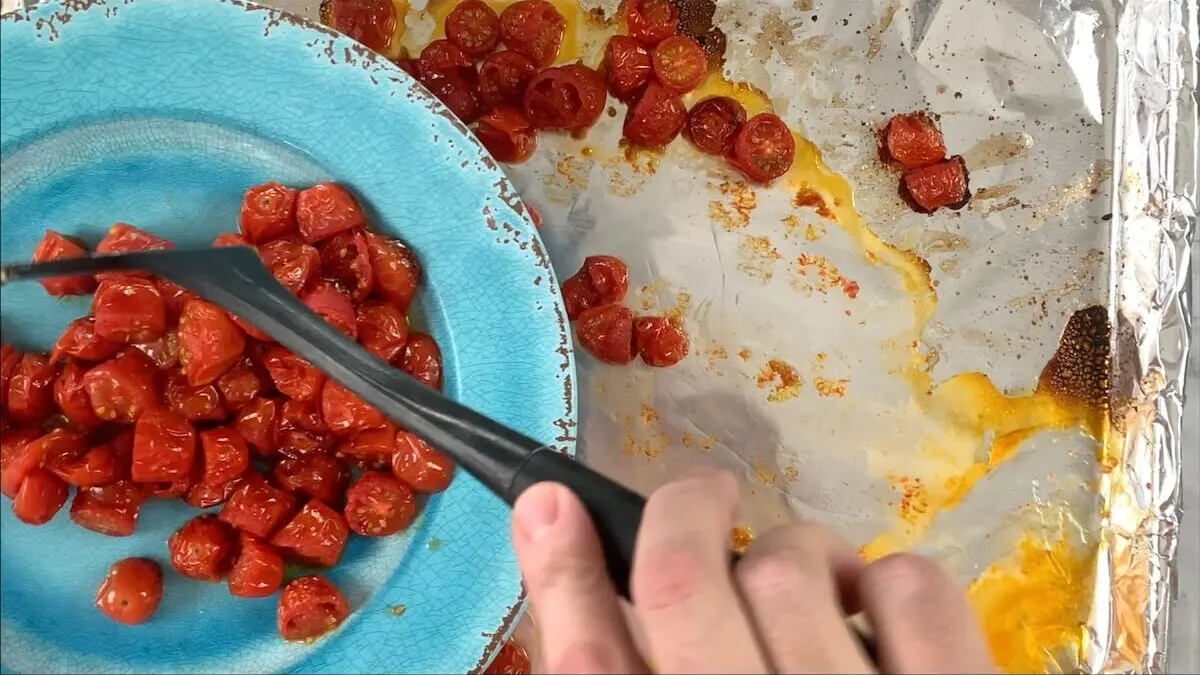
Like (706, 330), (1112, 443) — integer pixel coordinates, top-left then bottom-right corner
(0, 0), (575, 672)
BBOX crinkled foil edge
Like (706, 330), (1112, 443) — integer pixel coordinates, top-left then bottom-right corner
(1094, 0), (1198, 672)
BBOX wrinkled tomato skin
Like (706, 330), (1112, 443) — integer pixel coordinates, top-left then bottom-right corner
(178, 299), (246, 387)
(168, 514), (236, 582)
(524, 65), (608, 132)
(328, 0), (396, 53)
(602, 35), (652, 102)
(499, 0), (566, 66)
(92, 277), (168, 345)
(344, 470), (416, 536)
(95, 224), (173, 281)
(213, 232), (250, 248)
(0, 427), (41, 476)
(296, 182), (366, 245)
(95, 558), (163, 625)
(6, 353), (56, 425)
(880, 112), (947, 170)
(216, 357), (268, 411)
(625, 0), (678, 46)
(365, 233), (422, 311)
(685, 96), (747, 156)
(478, 51), (538, 108)
(32, 230), (96, 297)
(651, 35), (707, 93)
(49, 440), (123, 487)
(155, 280), (199, 322)
(281, 398), (329, 435)
(277, 575), (350, 641)
(263, 347), (326, 401)
(623, 81), (687, 148)
(82, 350), (160, 425)
(417, 39), (474, 81)
(302, 282), (358, 340)
(220, 476), (298, 538)
(131, 409), (197, 483)
(633, 316), (690, 367)
(486, 639), (533, 675)
(52, 317), (120, 364)
(400, 333), (443, 390)
(335, 424), (398, 469)
(53, 360), (101, 431)
(70, 481), (146, 536)
(184, 476), (244, 509)
(319, 230), (375, 303)
(559, 255), (630, 320)
(446, 0), (501, 57)
(475, 105), (538, 163)
(320, 381), (387, 435)
(424, 70), (484, 124)
(260, 237), (322, 296)
(133, 332), (181, 372)
(272, 454), (349, 506)
(728, 113), (796, 184)
(356, 301), (409, 363)
(240, 182), (299, 243)
(1, 344), (21, 413)
(575, 304), (637, 364)
(164, 371), (226, 423)
(233, 397), (281, 454)
(391, 432), (455, 493)
(198, 426), (250, 487)
(1, 429), (62, 498)
(271, 499), (349, 568)
(900, 155), (971, 213)
(228, 534), (286, 598)
(12, 467), (70, 525)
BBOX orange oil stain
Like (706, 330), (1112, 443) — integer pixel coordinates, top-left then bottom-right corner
(756, 358), (803, 403)
(731, 525), (754, 553)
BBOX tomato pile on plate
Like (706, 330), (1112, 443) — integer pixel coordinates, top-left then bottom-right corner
(0, 181), (454, 641)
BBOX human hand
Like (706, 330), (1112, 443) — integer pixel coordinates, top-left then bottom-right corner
(511, 468), (997, 674)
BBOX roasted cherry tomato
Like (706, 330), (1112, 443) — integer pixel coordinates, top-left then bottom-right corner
(152, 279), (197, 322)
(296, 183), (366, 245)
(424, 69), (484, 124)
(272, 454), (349, 506)
(32, 230), (95, 297)
(685, 96), (746, 155)
(365, 233), (422, 311)
(320, 381), (387, 435)
(652, 35), (707, 93)
(216, 356), (267, 411)
(83, 350), (160, 424)
(281, 398), (329, 435)
(198, 426), (250, 486)
(602, 35), (652, 101)
(53, 361), (101, 430)
(184, 476), (244, 509)
(486, 639), (532, 675)
(51, 317), (120, 364)
(239, 182), (299, 243)
(623, 80), (687, 148)
(1, 428), (80, 498)
(220, 475), (298, 538)
(356, 300), (409, 363)
(478, 50), (538, 108)
(391, 431), (454, 493)
(0, 426), (40, 475)
(728, 113), (796, 184)
(164, 371), (227, 423)
(1, 343), (20, 414)
(271, 499), (349, 567)
(575, 304), (636, 364)
(95, 224), (173, 281)
(335, 424), (398, 469)
(95, 558), (163, 625)
(625, 0), (678, 46)
(168, 514), (235, 582)
(900, 155), (971, 213)
(263, 347), (326, 401)
(92, 277), (167, 345)
(559, 255), (630, 320)
(319, 230), (375, 303)
(12, 467), (69, 525)
(277, 575), (349, 641)
(133, 331), (181, 372)
(233, 397), (281, 454)
(178, 299), (246, 387)
(328, 0), (397, 53)
(633, 316), (689, 367)
(131, 408), (196, 483)
(400, 333), (443, 390)
(70, 481), (147, 536)
(146, 476), (194, 499)
(446, 0), (501, 57)
(228, 534), (286, 598)
(343, 470), (416, 536)
(6, 352), (56, 425)
(302, 282), (358, 340)
(49, 439), (122, 487)
(260, 237), (322, 296)
(475, 105), (538, 163)
(524, 64), (608, 132)
(499, 0), (566, 66)
(417, 39), (474, 80)
(213, 232), (250, 248)
(880, 112), (947, 169)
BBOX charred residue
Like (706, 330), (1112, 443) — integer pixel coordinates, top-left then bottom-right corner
(672, 0), (727, 70)
(1036, 305), (1111, 416)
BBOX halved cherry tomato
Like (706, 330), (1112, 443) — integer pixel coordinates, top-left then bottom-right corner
(178, 299), (246, 386)
(271, 499), (349, 567)
(685, 96), (746, 155)
(623, 81), (687, 148)
(486, 639), (533, 675)
(400, 333), (443, 390)
(228, 534), (285, 598)
(575, 304), (636, 364)
(95, 224), (173, 281)
(302, 282), (358, 340)
(602, 35), (652, 101)
(1, 428), (83, 498)
(131, 408), (196, 483)
(92, 277), (167, 345)
(54, 361), (102, 430)
(70, 481), (146, 536)
(220, 476), (298, 538)
(12, 467), (69, 525)
(344, 470), (415, 536)
(319, 230), (375, 303)
(524, 65), (608, 132)
(154, 280), (197, 324)
(277, 575), (349, 641)
(321, 380), (387, 435)
(559, 255), (630, 320)
(446, 0), (501, 57)
(260, 237), (322, 296)
(633, 316), (689, 367)
(365, 233), (422, 311)
(168, 514), (235, 582)
(95, 558), (162, 625)
(216, 356), (268, 410)
(625, 0), (678, 46)
(391, 431), (454, 493)
(393, 57), (420, 78)
(335, 423), (398, 469)
(263, 346), (326, 401)
(880, 112), (947, 169)
(356, 300), (409, 363)
(82, 350), (159, 424)
(328, 0), (396, 53)
(184, 476), (244, 509)
(417, 39), (474, 81)
(133, 331), (181, 372)
(0, 426), (40, 475)
(652, 35), (706, 93)
(499, 0), (565, 66)
(6, 352), (56, 424)
(233, 397), (280, 454)
(478, 51), (537, 108)
(296, 183), (366, 244)
(198, 426), (250, 486)
(900, 155), (971, 213)
(51, 317), (119, 364)
(164, 371), (227, 422)
(272, 454), (349, 506)
(32, 230), (95, 297)
(239, 182), (299, 243)
(281, 398), (329, 435)
(728, 113), (796, 184)
(475, 105), (538, 163)
(424, 70), (484, 124)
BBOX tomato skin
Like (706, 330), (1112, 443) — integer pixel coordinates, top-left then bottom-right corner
(400, 333), (443, 390)
(263, 347), (326, 401)
(356, 301), (410, 363)
(523, 65), (608, 132)
(499, 0), (566, 66)
(69, 481), (146, 536)
(625, 0), (678, 46)
(131, 409), (197, 483)
(95, 224), (173, 281)
(240, 182), (299, 243)
(417, 39), (474, 81)
(1, 343), (21, 414)
(559, 255), (630, 320)
(233, 397), (280, 454)
(52, 317), (120, 364)
(344, 470), (416, 536)
(49, 440), (123, 487)
(228, 534), (285, 598)
(164, 371), (227, 423)
(335, 424), (398, 469)
(623, 80), (687, 148)
(272, 454), (349, 505)
(198, 426), (250, 486)
(602, 35), (652, 101)
(424, 69), (484, 124)
(184, 476), (244, 509)
(391, 431), (454, 493)
(319, 230), (375, 303)
(446, 0), (501, 56)
(478, 51), (538, 108)
(92, 277), (168, 345)
(880, 112), (947, 169)
(178, 299), (246, 387)
(132, 331), (181, 372)
(728, 113), (796, 184)
(633, 316), (689, 367)
(575, 304), (636, 364)
(95, 558), (162, 625)
(220, 476), (298, 538)
(216, 357), (268, 411)
(168, 514), (236, 582)
(475, 105), (539, 163)
(277, 575), (350, 641)
(12, 467), (69, 525)
(302, 282), (358, 340)
(329, 0), (396, 53)
(900, 155), (971, 213)
(155, 279), (199, 322)
(2, 428), (87, 498)
(213, 232), (250, 248)
(0, 426), (41, 476)
(685, 96), (746, 155)
(83, 350), (160, 424)
(486, 639), (532, 675)
(32, 230), (96, 297)
(260, 237), (322, 296)
(651, 35), (707, 93)
(271, 499), (349, 568)
(53, 360), (101, 431)
(6, 352), (56, 424)
(365, 233), (422, 312)
(321, 380), (387, 435)
(296, 183), (366, 244)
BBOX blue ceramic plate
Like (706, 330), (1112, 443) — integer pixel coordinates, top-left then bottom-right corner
(0, 1), (575, 672)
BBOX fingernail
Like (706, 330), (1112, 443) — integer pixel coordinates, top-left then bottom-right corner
(514, 482), (561, 543)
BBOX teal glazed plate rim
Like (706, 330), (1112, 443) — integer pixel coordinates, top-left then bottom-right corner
(0, 0), (576, 672)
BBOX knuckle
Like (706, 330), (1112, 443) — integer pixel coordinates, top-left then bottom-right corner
(632, 543), (707, 612)
(736, 550), (816, 598)
(545, 641), (618, 675)
(530, 548), (607, 596)
(863, 553), (953, 600)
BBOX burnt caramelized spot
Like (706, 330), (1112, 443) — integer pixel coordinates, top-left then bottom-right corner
(671, 0), (726, 70)
(1036, 305), (1110, 413)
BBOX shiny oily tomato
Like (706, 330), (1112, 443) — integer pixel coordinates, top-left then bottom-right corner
(499, 0), (566, 67)
(328, 0), (396, 54)
(651, 35), (707, 93)
(220, 476), (298, 539)
(213, 232), (250, 248)
(633, 316), (689, 367)
(12, 467), (69, 525)
(559, 255), (630, 320)
(179, 299), (246, 386)
(49, 439), (123, 487)
(51, 317), (119, 364)
(263, 346), (326, 401)
(400, 333), (443, 390)
(319, 230), (375, 303)
(95, 558), (163, 625)
(625, 0), (678, 46)
(1, 343), (20, 413)
(2, 428), (81, 498)
(32, 230), (95, 297)
(302, 282), (358, 340)
(391, 431), (454, 493)
(335, 423), (398, 468)
(602, 35), (652, 102)
(575, 304), (636, 364)
(728, 113), (796, 184)
(233, 397), (280, 454)
(343, 470), (416, 536)
(281, 398), (329, 435)
(417, 39), (474, 81)
(486, 639), (532, 675)
(271, 499), (349, 568)
(446, 0), (501, 57)
(260, 237), (322, 296)
(132, 331), (181, 372)
(6, 352), (56, 425)
(95, 224), (173, 281)
(524, 65), (608, 132)
(685, 96), (746, 156)
(365, 233), (422, 312)
(131, 408), (197, 483)
(216, 357), (268, 410)
(70, 481), (146, 537)
(356, 300), (409, 363)
(54, 361), (102, 431)
(880, 112), (947, 169)
(164, 371), (227, 423)
(900, 155), (971, 213)
(478, 51), (537, 108)
(228, 534), (285, 598)
(92, 277), (167, 345)
(168, 514), (236, 582)
(198, 426), (250, 487)
(273, 454), (349, 506)
(475, 105), (538, 163)
(184, 476), (244, 509)
(277, 575), (349, 641)
(296, 182), (366, 244)
(424, 69), (484, 124)
(321, 381), (387, 435)
(0, 427), (40, 476)
(623, 81), (687, 148)
(82, 350), (159, 424)
(239, 182), (298, 243)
